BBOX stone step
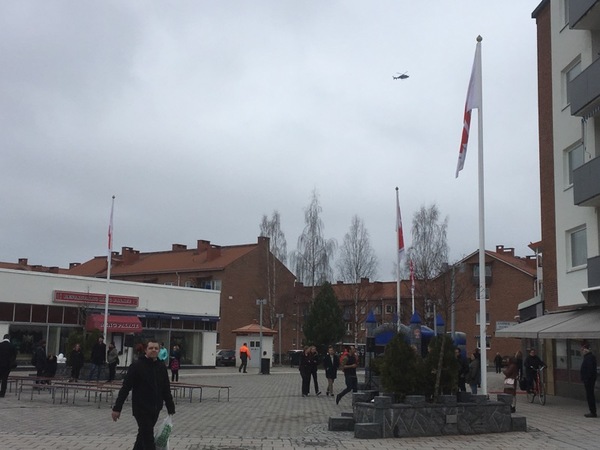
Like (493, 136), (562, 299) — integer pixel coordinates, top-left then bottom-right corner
(354, 422), (382, 439)
(328, 416), (355, 431)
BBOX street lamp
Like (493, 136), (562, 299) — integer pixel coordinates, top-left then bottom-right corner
(276, 313), (284, 365)
(256, 299), (267, 373)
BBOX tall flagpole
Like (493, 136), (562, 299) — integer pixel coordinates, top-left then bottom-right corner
(103, 196), (115, 341)
(396, 187), (404, 332)
(475, 36), (487, 396)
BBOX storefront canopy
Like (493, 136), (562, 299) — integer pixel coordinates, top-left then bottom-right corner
(86, 314), (142, 333)
(496, 308), (600, 339)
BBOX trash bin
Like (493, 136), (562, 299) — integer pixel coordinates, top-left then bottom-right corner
(261, 358), (270, 375)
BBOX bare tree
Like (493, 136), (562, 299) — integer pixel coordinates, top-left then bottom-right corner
(259, 210), (288, 329)
(336, 215), (378, 344)
(290, 190), (336, 299)
(406, 203), (449, 327)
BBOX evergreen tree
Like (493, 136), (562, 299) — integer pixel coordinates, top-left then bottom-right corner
(302, 282), (344, 349)
(379, 333), (424, 401)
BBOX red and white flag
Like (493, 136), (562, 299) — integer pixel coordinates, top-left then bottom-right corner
(396, 188), (405, 259)
(456, 40), (482, 178)
(108, 196), (115, 251)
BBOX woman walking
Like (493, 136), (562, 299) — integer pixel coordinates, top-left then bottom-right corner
(503, 356), (519, 413)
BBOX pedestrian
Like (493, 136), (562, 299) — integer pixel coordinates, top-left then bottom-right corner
(89, 336), (106, 381)
(515, 350), (524, 380)
(33, 340), (47, 383)
(158, 342), (168, 366)
(69, 343), (85, 382)
(308, 346), (321, 396)
(107, 342), (119, 382)
(503, 356), (519, 413)
(466, 351), (480, 395)
(580, 342), (597, 418)
(455, 348), (468, 392)
(111, 340), (176, 449)
(238, 342), (250, 373)
(0, 334), (17, 398)
(169, 345), (181, 382)
(336, 346), (358, 405)
(299, 346), (311, 397)
(494, 352), (503, 374)
(44, 354), (58, 384)
(323, 345), (339, 397)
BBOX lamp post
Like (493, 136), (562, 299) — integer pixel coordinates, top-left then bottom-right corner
(256, 299), (267, 373)
(276, 313), (284, 365)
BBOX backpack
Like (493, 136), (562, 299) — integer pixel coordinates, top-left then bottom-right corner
(171, 358), (180, 371)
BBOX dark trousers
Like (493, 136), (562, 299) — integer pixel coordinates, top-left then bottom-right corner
(171, 370), (179, 382)
(301, 371), (311, 395)
(133, 411), (160, 450)
(585, 381), (597, 415)
(239, 357), (248, 373)
(0, 367), (9, 396)
(311, 370), (319, 393)
(88, 363), (103, 381)
(457, 377), (466, 392)
(71, 365), (82, 380)
(337, 375), (357, 401)
(108, 362), (117, 382)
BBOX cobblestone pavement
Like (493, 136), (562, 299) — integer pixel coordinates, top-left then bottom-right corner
(0, 367), (599, 449)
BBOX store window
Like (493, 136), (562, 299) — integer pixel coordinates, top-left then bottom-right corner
(14, 303), (31, 322)
(0, 302), (14, 321)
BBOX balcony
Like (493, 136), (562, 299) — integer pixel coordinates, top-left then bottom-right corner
(569, 0), (600, 30)
(569, 57), (600, 117)
(573, 156), (600, 207)
(583, 256), (600, 305)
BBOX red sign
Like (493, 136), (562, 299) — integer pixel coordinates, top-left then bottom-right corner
(53, 290), (139, 307)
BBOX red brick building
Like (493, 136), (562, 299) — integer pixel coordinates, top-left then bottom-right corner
(67, 236), (297, 353)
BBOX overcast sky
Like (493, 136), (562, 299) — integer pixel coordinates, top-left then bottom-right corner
(1, 1), (542, 280)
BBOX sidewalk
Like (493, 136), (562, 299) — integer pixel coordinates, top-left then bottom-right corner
(0, 367), (598, 449)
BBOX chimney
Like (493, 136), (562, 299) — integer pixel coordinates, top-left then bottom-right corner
(69, 262), (81, 269)
(121, 247), (140, 264)
(197, 240), (211, 252)
(18, 258), (28, 266)
(207, 245), (222, 261)
(360, 277), (370, 285)
(172, 244), (187, 251)
(525, 255), (537, 270)
(495, 245), (515, 256)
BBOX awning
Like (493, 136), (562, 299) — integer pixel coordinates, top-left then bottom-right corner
(86, 314), (142, 333)
(495, 310), (581, 338)
(538, 308), (600, 339)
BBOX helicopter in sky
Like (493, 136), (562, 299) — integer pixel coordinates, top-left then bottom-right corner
(393, 72), (409, 80)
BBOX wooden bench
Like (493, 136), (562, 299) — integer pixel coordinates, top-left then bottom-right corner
(52, 381), (117, 408)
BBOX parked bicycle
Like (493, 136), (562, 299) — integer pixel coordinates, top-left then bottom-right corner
(527, 366), (546, 405)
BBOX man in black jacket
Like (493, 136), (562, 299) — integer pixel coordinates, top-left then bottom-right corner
(112, 340), (175, 449)
(581, 342), (598, 418)
(0, 334), (17, 397)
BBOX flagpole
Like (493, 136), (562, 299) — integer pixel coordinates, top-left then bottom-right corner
(396, 187), (402, 332)
(474, 35), (488, 396)
(103, 195), (115, 342)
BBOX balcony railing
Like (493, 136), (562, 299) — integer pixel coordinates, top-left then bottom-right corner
(569, 56), (600, 117)
(573, 156), (600, 207)
(569, 0), (600, 30)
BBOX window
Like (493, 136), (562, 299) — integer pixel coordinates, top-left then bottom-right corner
(475, 312), (490, 325)
(475, 288), (490, 300)
(385, 304), (396, 314)
(563, 60), (581, 106)
(566, 142), (584, 186)
(184, 280), (195, 288)
(476, 335), (491, 349)
(472, 264), (492, 277)
(562, 0), (570, 27)
(569, 227), (587, 269)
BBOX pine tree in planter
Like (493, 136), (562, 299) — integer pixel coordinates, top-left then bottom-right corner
(379, 333), (425, 401)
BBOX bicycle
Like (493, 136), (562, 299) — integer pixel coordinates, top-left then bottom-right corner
(526, 366), (546, 405)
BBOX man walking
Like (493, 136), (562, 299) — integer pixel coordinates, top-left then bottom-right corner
(112, 340), (175, 449)
(0, 334), (17, 397)
(239, 342), (250, 373)
(336, 346), (358, 405)
(89, 336), (106, 381)
(581, 342), (597, 418)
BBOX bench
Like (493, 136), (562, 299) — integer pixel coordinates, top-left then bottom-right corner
(171, 382), (230, 403)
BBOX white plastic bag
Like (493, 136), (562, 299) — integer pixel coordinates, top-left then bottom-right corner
(154, 414), (173, 450)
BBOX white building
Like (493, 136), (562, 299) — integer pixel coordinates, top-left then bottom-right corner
(0, 268), (220, 367)
(498, 0), (600, 399)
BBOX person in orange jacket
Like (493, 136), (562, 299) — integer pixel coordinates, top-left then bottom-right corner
(239, 343), (251, 373)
